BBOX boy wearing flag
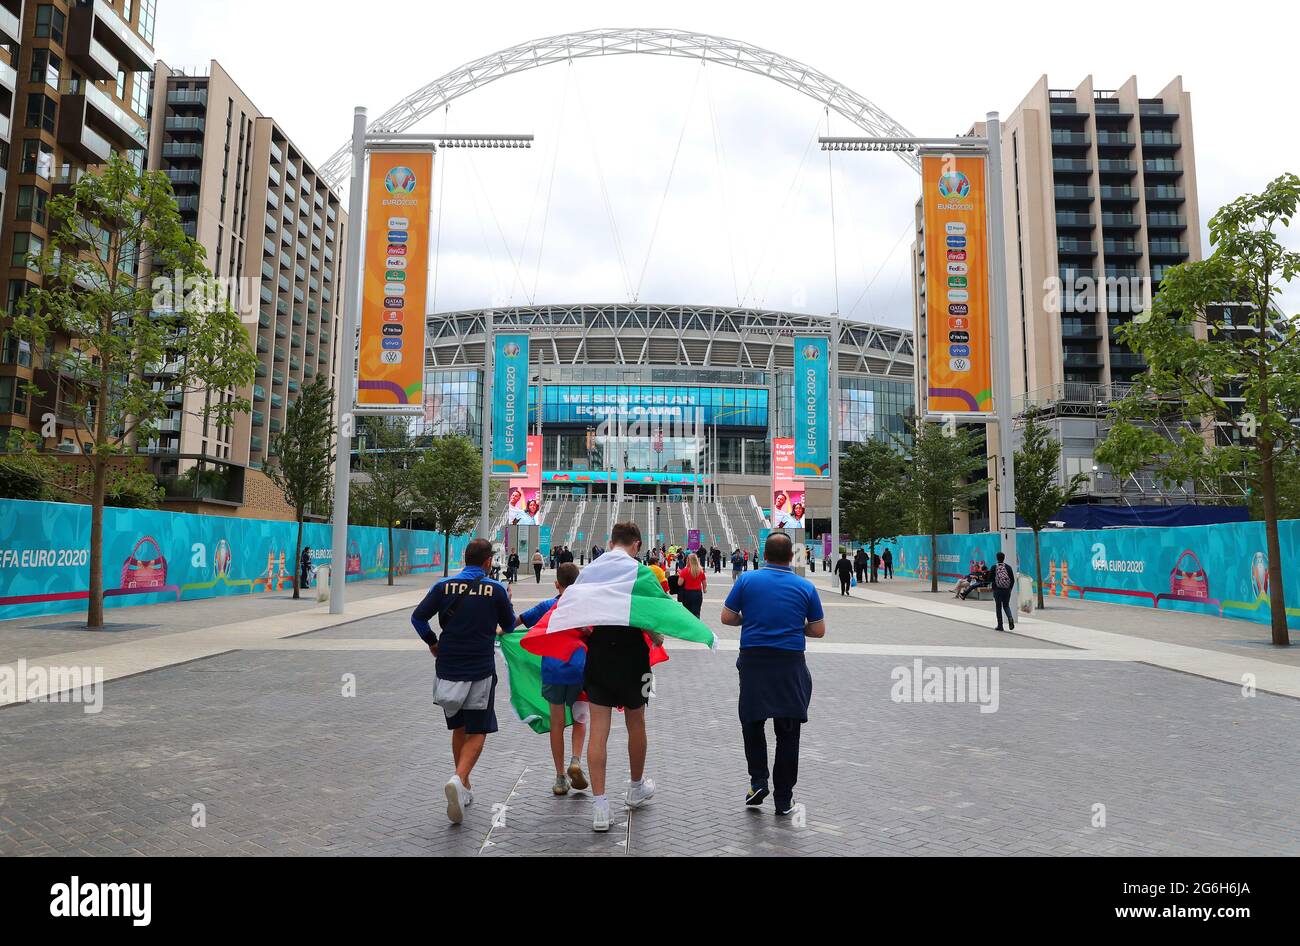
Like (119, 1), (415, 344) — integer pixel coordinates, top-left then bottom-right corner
(515, 562), (590, 796)
(411, 538), (516, 826)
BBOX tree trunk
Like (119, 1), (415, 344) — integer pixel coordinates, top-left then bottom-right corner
(87, 459), (107, 628)
(1258, 451), (1290, 646)
(443, 531), (451, 578)
(387, 522), (395, 586)
(869, 540), (876, 583)
(1034, 528), (1044, 610)
(292, 516), (303, 600)
(929, 532), (938, 593)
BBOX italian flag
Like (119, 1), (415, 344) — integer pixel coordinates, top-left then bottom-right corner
(520, 548), (717, 660)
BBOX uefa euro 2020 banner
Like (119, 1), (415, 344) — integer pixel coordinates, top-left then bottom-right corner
(0, 499), (472, 621)
(358, 152), (433, 406)
(793, 336), (830, 479)
(874, 519), (1300, 631)
(492, 334), (530, 476)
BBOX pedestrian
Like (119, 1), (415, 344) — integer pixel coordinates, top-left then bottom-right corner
(300, 546), (312, 590)
(882, 548), (893, 580)
(731, 549), (745, 581)
(532, 550), (544, 584)
(721, 532), (825, 816)
(853, 548), (866, 585)
(515, 562), (589, 796)
(678, 552), (707, 618)
(991, 552), (1017, 631)
(871, 552), (880, 583)
(410, 537), (515, 825)
(507, 551), (520, 584)
(835, 551), (853, 596)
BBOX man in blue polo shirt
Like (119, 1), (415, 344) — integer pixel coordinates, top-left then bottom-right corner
(721, 531), (826, 815)
(412, 537), (515, 825)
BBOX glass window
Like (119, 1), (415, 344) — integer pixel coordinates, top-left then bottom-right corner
(15, 187), (48, 226)
(10, 234), (43, 271)
(34, 5), (66, 44)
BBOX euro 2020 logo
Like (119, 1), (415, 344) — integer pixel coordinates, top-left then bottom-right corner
(801, 344), (820, 361)
(938, 171), (971, 200)
(503, 342), (521, 358)
(385, 166), (418, 195)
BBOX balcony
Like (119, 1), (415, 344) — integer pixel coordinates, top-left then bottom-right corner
(62, 79), (148, 150)
(1099, 185), (1138, 203)
(1095, 131), (1134, 149)
(72, 0), (153, 73)
(167, 89), (208, 111)
(1052, 158), (1091, 174)
(165, 116), (206, 136)
(1096, 159), (1136, 175)
(162, 142), (204, 161)
(1063, 353), (1102, 369)
(1101, 212), (1140, 228)
(1057, 239), (1096, 256)
(1148, 240), (1189, 258)
(1139, 102), (1177, 120)
(153, 458), (246, 506)
(1050, 130), (1089, 147)
(1060, 320), (1102, 339)
(1103, 240), (1142, 257)
(57, 107), (112, 164)
(1146, 212), (1186, 230)
(66, 9), (119, 81)
(0, 3), (20, 45)
(1054, 185), (1093, 202)
(1142, 131), (1180, 149)
(1143, 159), (1182, 176)
(1145, 186), (1185, 203)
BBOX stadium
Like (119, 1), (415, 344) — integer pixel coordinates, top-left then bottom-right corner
(416, 303), (915, 554)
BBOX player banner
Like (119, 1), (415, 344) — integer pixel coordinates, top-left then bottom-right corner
(507, 435), (542, 524)
(794, 336), (829, 478)
(358, 151), (433, 406)
(492, 334), (529, 476)
(920, 154), (993, 415)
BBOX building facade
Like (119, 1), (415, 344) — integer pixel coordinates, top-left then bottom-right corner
(0, 0), (156, 449)
(146, 59), (347, 518)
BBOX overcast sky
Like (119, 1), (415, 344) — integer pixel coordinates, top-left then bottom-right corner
(155, 0), (1296, 329)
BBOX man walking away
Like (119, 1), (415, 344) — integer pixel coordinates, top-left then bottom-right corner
(834, 551), (853, 596)
(411, 538), (515, 825)
(882, 548), (893, 580)
(991, 552), (1016, 631)
(853, 549), (866, 585)
(721, 533), (825, 817)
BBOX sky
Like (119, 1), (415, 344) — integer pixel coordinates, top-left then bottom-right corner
(153, 0), (1297, 329)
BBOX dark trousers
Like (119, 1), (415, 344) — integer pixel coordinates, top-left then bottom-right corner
(994, 589), (1015, 628)
(839, 576), (850, 595)
(883, 562), (893, 579)
(742, 718), (802, 807)
(533, 565), (542, 583)
(679, 588), (703, 618)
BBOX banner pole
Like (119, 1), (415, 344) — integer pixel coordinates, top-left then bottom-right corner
(330, 106), (368, 615)
(480, 308), (494, 539)
(830, 317), (841, 558)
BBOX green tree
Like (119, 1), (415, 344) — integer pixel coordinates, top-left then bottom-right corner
(1097, 173), (1300, 646)
(840, 437), (908, 582)
(350, 417), (418, 586)
(8, 156), (256, 627)
(410, 435), (484, 576)
(902, 419), (988, 593)
(1015, 412), (1089, 608)
(265, 376), (336, 599)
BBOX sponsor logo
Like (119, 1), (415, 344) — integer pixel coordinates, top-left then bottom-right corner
(938, 171), (971, 200)
(384, 166), (418, 195)
(945, 222), (967, 236)
(948, 276), (968, 288)
(947, 235), (967, 249)
(386, 257), (407, 270)
(387, 231), (408, 243)
(949, 317), (969, 330)
(388, 216), (410, 229)
(380, 350), (403, 364)
(382, 324), (403, 336)
(385, 270), (406, 282)
(947, 249), (967, 261)
(947, 262), (968, 276)
(948, 289), (969, 303)
(949, 344), (971, 357)
(387, 244), (407, 256)
(383, 310), (403, 323)
(381, 338), (403, 350)
(949, 357), (971, 372)
(948, 303), (969, 316)
(949, 330), (970, 343)
(384, 297), (404, 308)
(383, 283), (405, 295)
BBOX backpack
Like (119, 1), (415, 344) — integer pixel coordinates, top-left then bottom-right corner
(994, 563), (1014, 589)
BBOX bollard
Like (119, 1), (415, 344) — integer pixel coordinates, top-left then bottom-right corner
(316, 565), (331, 603)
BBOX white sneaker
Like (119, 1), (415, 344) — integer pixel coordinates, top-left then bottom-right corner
(445, 775), (466, 824)
(592, 801), (611, 833)
(626, 777), (656, 809)
(462, 787), (474, 807)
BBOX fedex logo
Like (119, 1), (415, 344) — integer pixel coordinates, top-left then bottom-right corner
(386, 257), (407, 270)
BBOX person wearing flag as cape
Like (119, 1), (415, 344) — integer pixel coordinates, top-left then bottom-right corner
(514, 562), (590, 796)
(721, 531), (825, 816)
(521, 521), (717, 833)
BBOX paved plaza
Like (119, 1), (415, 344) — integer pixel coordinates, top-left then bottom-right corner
(1, 573), (1298, 856)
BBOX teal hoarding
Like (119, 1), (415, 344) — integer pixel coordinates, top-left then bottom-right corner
(794, 336), (830, 478)
(0, 499), (471, 621)
(492, 333), (529, 476)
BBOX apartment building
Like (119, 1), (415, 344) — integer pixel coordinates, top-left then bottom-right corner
(147, 60), (347, 518)
(0, 0), (156, 449)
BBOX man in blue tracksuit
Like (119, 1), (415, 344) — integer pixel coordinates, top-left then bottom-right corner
(411, 537), (515, 825)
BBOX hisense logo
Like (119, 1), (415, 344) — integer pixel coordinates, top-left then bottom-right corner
(50, 877), (151, 926)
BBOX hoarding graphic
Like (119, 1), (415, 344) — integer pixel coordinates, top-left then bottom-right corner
(921, 154), (993, 415)
(358, 152), (433, 405)
(493, 334), (530, 475)
(794, 336), (830, 478)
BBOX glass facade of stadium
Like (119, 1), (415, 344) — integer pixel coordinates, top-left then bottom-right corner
(415, 305), (915, 498)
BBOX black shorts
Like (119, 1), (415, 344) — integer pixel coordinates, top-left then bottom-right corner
(583, 626), (651, 709)
(443, 676), (499, 735)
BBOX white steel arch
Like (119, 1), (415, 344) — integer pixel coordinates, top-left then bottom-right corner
(320, 27), (919, 188)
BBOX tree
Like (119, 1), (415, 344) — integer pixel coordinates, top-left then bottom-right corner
(350, 417), (418, 586)
(1096, 173), (1300, 646)
(901, 419), (988, 593)
(1015, 412), (1089, 608)
(265, 376), (335, 599)
(840, 437), (908, 581)
(410, 435), (484, 576)
(8, 156), (256, 627)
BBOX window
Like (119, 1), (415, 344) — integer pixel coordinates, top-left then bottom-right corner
(138, 0), (157, 45)
(29, 50), (61, 89)
(10, 234), (43, 270)
(15, 187), (49, 226)
(34, 5), (66, 45)
(0, 377), (28, 417)
(25, 94), (57, 133)
(21, 140), (56, 179)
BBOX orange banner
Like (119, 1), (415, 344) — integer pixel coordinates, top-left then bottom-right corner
(357, 152), (433, 406)
(921, 154), (992, 415)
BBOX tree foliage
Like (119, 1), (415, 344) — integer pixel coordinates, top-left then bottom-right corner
(900, 419), (988, 592)
(1015, 412), (1088, 607)
(840, 437), (909, 576)
(266, 375), (335, 598)
(410, 435), (484, 576)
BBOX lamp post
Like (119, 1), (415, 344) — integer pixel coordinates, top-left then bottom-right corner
(330, 117), (533, 615)
(819, 116), (1019, 573)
